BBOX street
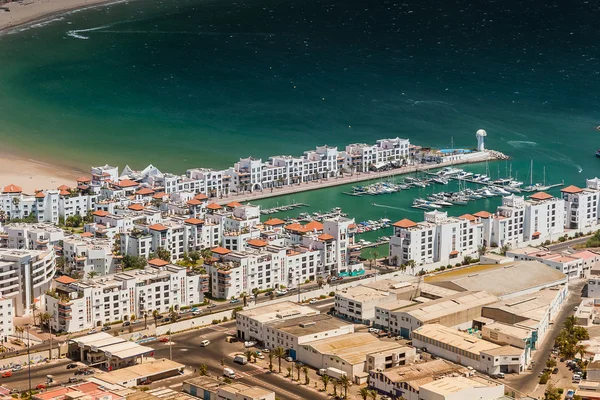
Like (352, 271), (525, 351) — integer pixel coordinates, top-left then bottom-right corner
(0, 359), (76, 392)
(502, 280), (585, 395)
(546, 236), (589, 252)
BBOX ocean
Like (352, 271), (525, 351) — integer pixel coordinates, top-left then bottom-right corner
(0, 0), (599, 255)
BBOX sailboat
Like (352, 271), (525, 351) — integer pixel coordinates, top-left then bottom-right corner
(523, 160), (550, 192)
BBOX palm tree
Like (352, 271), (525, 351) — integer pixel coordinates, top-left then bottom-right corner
(332, 379), (339, 397)
(390, 255), (399, 267)
(31, 302), (38, 326)
(321, 374), (330, 391)
(316, 277), (324, 289)
(477, 244), (487, 256)
(564, 315), (577, 333)
(359, 387), (370, 400)
(244, 349), (254, 363)
(242, 293), (248, 307)
(295, 363), (302, 381)
(407, 259), (416, 275)
(273, 347), (285, 373)
(143, 312), (148, 329)
(500, 243), (511, 255)
(302, 365), (309, 384)
(576, 344), (587, 360)
(15, 326), (23, 341)
(87, 271), (98, 279)
(339, 374), (350, 399)
(198, 364), (208, 376)
(152, 310), (160, 326)
(368, 390), (377, 400)
(286, 366), (292, 379)
(268, 353), (274, 371)
(38, 312), (51, 329)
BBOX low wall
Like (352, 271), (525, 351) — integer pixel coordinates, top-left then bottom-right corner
(156, 310), (233, 336)
(0, 343), (67, 370)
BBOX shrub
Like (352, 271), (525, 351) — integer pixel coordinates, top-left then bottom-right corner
(446, 264), (453, 269)
(455, 263), (461, 267)
(439, 266), (446, 271)
(222, 316), (228, 322)
(319, 295), (327, 299)
(557, 388), (564, 394)
(212, 319), (220, 325)
(329, 292), (335, 297)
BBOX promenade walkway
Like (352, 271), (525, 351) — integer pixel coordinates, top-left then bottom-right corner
(215, 150), (506, 205)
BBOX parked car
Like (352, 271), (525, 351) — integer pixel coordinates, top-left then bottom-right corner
(566, 389), (576, 399)
(12, 365), (22, 372)
(192, 310), (202, 315)
(368, 328), (380, 333)
(101, 326), (111, 331)
(122, 321), (131, 327)
(83, 370), (95, 376)
(244, 341), (257, 348)
(552, 368), (559, 374)
(159, 337), (169, 343)
(230, 299), (240, 304)
(163, 318), (171, 323)
(2, 371), (11, 378)
(68, 377), (80, 384)
(309, 299), (318, 304)
(156, 315), (164, 320)
(207, 303), (217, 308)
(87, 329), (97, 335)
(66, 364), (78, 369)
(200, 340), (210, 347)
(262, 348), (270, 353)
(285, 356), (293, 362)
(36, 384), (46, 390)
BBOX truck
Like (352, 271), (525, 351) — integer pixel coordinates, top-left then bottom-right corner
(234, 355), (248, 365)
(325, 367), (347, 380)
(223, 368), (236, 379)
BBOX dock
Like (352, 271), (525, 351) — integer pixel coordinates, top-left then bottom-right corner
(260, 202), (309, 215)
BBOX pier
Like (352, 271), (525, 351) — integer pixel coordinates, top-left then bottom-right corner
(260, 202), (309, 215)
(216, 150), (508, 205)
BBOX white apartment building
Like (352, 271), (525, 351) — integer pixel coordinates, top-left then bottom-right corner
(0, 248), (55, 316)
(62, 237), (119, 277)
(235, 301), (319, 342)
(562, 179), (600, 231)
(46, 264), (202, 333)
(0, 223), (64, 251)
(0, 185), (61, 224)
(507, 247), (598, 279)
(388, 211), (481, 270)
(343, 138), (410, 172)
(0, 297), (14, 341)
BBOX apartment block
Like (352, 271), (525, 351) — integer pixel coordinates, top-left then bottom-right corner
(0, 223), (64, 251)
(45, 264), (202, 333)
(561, 179), (600, 231)
(62, 237), (119, 277)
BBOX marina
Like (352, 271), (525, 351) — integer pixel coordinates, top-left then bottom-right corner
(259, 202), (309, 215)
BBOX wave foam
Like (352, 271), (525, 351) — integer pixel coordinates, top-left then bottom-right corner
(507, 140), (538, 148)
(66, 25), (109, 40)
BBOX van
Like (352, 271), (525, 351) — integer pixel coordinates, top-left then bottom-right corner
(234, 355), (248, 365)
(223, 368), (236, 379)
(225, 336), (237, 343)
(573, 373), (581, 383)
(69, 377), (80, 384)
(200, 340), (210, 347)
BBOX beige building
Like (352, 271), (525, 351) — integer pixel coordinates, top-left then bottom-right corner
(418, 376), (505, 400)
(184, 376), (274, 400)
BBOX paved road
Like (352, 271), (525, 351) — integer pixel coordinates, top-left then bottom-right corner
(546, 237), (590, 252)
(505, 280), (585, 395)
(0, 359), (81, 391)
(147, 321), (326, 400)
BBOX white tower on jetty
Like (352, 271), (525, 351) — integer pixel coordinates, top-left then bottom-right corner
(476, 129), (487, 151)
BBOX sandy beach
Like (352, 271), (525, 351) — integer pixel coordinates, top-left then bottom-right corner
(0, 153), (83, 194)
(0, 0), (117, 32)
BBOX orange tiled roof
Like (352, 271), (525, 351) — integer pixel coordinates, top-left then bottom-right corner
(136, 188), (155, 195)
(194, 193), (209, 200)
(247, 239), (268, 247)
(264, 218), (286, 226)
(148, 258), (169, 267)
(76, 176), (91, 183)
(59, 189), (70, 196)
(149, 223), (169, 231)
(561, 185), (583, 194)
(117, 179), (139, 188)
(80, 232), (94, 237)
(207, 203), (222, 210)
(184, 218), (204, 225)
(128, 204), (144, 211)
(532, 231), (541, 236)
(153, 192), (167, 199)
(93, 210), (109, 217)
(3, 184), (22, 193)
(318, 233), (335, 241)
(392, 219), (418, 228)
(458, 214), (477, 222)
(304, 221), (324, 231)
(187, 199), (202, 206)
(35, 191), (45, 198)
(57, 184), (71, 190)
(348, 224), (357, 229)
(473, 211), (492, 218)
(55, 276), (77, 284)
(285, 223), (308, 233)
(212, 246), (232, 255)
(450, 250), (459, 255)
(226, 201), (242, 208)
(529, 192), (553, 201)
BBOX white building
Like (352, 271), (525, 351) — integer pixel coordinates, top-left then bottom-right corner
(561, 180), (600, 232)
(0, 248), (55, 316)
(235, 301), (319, 342)
(0, 297), (14, 341)
(411, 324), (527, 375)
(184, 376), (275, 400)
(45, 263), (202, 333)
(62, 237), (119, 277)
(1, 223), (64, 251)
(419, 376), (505, 400)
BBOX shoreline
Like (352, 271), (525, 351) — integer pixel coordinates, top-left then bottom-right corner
(0, 152), (83, 194)
(0, 0), (128, 35)
(215, 151), (505, 205)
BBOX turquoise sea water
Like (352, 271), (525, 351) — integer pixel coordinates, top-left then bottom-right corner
(0, 0), (599, 255)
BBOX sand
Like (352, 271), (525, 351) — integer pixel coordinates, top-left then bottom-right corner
(0, 153), (84, 194)
(0, 0), (116, 32)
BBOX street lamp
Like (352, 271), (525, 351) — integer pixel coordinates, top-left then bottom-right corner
(26, 324), (32, 395)
(296, 273), (300, 304)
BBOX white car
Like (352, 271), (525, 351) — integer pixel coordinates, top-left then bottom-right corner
(309, 299), (318, 304)
(200, 340), (210, 347)
(368, 328), (380, 334)
(244, 341), (257, 348)
(192, 310), (202, 315)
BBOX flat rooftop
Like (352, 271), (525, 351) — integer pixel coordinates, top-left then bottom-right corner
(237, 301), (319, 323)
(413, 324), (500, 354)
(483, 322), (532, 340)
(420, 376), (501, 395)
(305, 332), (407, 365)
(426, 261), (566, 298)
(95, 358), (184, 385)
(400, 291), (498, 321)
(482, 288), (562, 321)
(270, 314), (351, 336)
(377, 359), (468, 389)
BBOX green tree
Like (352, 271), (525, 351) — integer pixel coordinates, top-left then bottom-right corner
(152, 310), (160, 326)
(189, 251), (200, 265)
(477, 244), (487, 256)
(197, 364), (208, 376)
(321, 374), (330, 391)
(544, 382), (561, 400)
(302, 365), (309, 384)
(156, 247), (171, 262)
(339, 374), (350, 399)
(546, 358), (557, 369)
(359, 387), (370, 400)
(295, 363), (302, 381)
(268, 353), (274, 371)
(500, 243), (511, 255)
(87, 271), (98, 279)
(406, 259), (416, 274)
(368, 390), (377, 400)
(122, 255), (146, 270)
(244, 350), (254, 363)
(390, 254), (399, 267)
(273, 346), (285, 373)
